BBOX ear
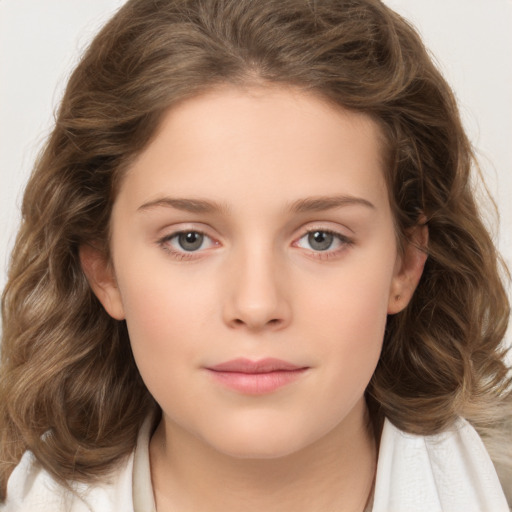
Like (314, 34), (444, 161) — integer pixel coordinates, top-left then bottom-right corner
(387, 223), (428, 314)
(79, 243), (125, 320)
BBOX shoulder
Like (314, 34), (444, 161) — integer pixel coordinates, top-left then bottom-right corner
(372, 417), (510, 512)
(1, 450), (134, 512)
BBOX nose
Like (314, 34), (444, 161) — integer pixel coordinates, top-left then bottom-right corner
(222, 243), (292, 332)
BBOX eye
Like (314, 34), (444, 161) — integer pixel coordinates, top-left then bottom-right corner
(295, 229), (352, 253)
(160, 230), (216, 254)
(175, 231), (206, 251)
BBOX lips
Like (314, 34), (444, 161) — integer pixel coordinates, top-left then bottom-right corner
(208, 357), (305, 373)
(206, 358), (309, 395)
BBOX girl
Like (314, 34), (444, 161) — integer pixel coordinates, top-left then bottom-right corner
(1, 0), (510, 510)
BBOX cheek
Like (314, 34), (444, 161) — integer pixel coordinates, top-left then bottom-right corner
(302, 254), (393, 341)
(308, 290), (386, 381)
(298, 252), (394, 386)
(113, 261), (216, 380)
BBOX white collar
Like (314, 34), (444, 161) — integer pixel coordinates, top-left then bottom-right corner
(371, 417), (509, 511)
(131, 416), (509, 512)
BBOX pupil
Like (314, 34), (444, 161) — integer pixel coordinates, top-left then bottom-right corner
(179, 232), (203, 251)
(308, 231), (333, 251)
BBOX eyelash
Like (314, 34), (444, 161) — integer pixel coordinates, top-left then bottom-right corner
(294, 229), (354, 260)
(158, 230), (215, 261)
(157, 228), (354, 261)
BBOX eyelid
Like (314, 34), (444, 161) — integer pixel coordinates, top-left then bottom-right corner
(292, 226), (354, 259)
(156, 223), (354, 261)
(157, 226), (220, 260)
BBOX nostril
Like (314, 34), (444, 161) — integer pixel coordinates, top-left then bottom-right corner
(231, 317), (282, 328)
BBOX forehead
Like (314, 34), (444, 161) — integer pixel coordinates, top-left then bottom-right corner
(117, 85), (389, 214)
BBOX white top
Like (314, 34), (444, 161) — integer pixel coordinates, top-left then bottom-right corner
(1, 417), (509, 512)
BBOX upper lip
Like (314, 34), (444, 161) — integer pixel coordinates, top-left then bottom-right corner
(208, 358), (306, 373)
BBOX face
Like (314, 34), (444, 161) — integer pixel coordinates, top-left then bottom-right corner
(83, 85), (425, 459)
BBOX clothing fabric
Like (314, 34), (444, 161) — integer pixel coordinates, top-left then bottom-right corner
(1, 417), (509, 512)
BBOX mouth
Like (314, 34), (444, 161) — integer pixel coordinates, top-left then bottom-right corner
(205, 358), (309, 395)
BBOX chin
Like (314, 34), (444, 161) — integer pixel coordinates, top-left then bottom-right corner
(211, 435), (307, 460)
(200, 417), (321, 460)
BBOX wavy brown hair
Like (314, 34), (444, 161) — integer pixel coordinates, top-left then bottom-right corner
(1, 0), (510, 501)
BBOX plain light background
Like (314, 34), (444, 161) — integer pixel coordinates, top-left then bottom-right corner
(1, 1), (511, 345)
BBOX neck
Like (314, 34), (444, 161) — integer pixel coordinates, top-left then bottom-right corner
(150, 400), (377, 512)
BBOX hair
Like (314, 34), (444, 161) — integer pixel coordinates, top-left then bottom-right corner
(1, 0), (511, 502)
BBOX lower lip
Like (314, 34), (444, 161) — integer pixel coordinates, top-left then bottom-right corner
(207, 369), (308, 395)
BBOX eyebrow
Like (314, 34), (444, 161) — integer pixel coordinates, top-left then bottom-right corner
(138, 197), (229, 214)
(137, 194), (375, 214)
(288, 195), (375, 213)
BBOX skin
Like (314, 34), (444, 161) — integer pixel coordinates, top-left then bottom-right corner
(81, 85), (427, 512)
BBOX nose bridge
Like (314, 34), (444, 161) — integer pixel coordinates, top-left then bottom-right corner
(224, 236), (290, 330)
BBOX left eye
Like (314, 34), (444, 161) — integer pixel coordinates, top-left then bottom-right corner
(166, 231), (215, 252)
(295, 230), (348, 252)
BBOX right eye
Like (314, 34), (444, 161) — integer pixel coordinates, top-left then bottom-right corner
(159, 230), (217, 256)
